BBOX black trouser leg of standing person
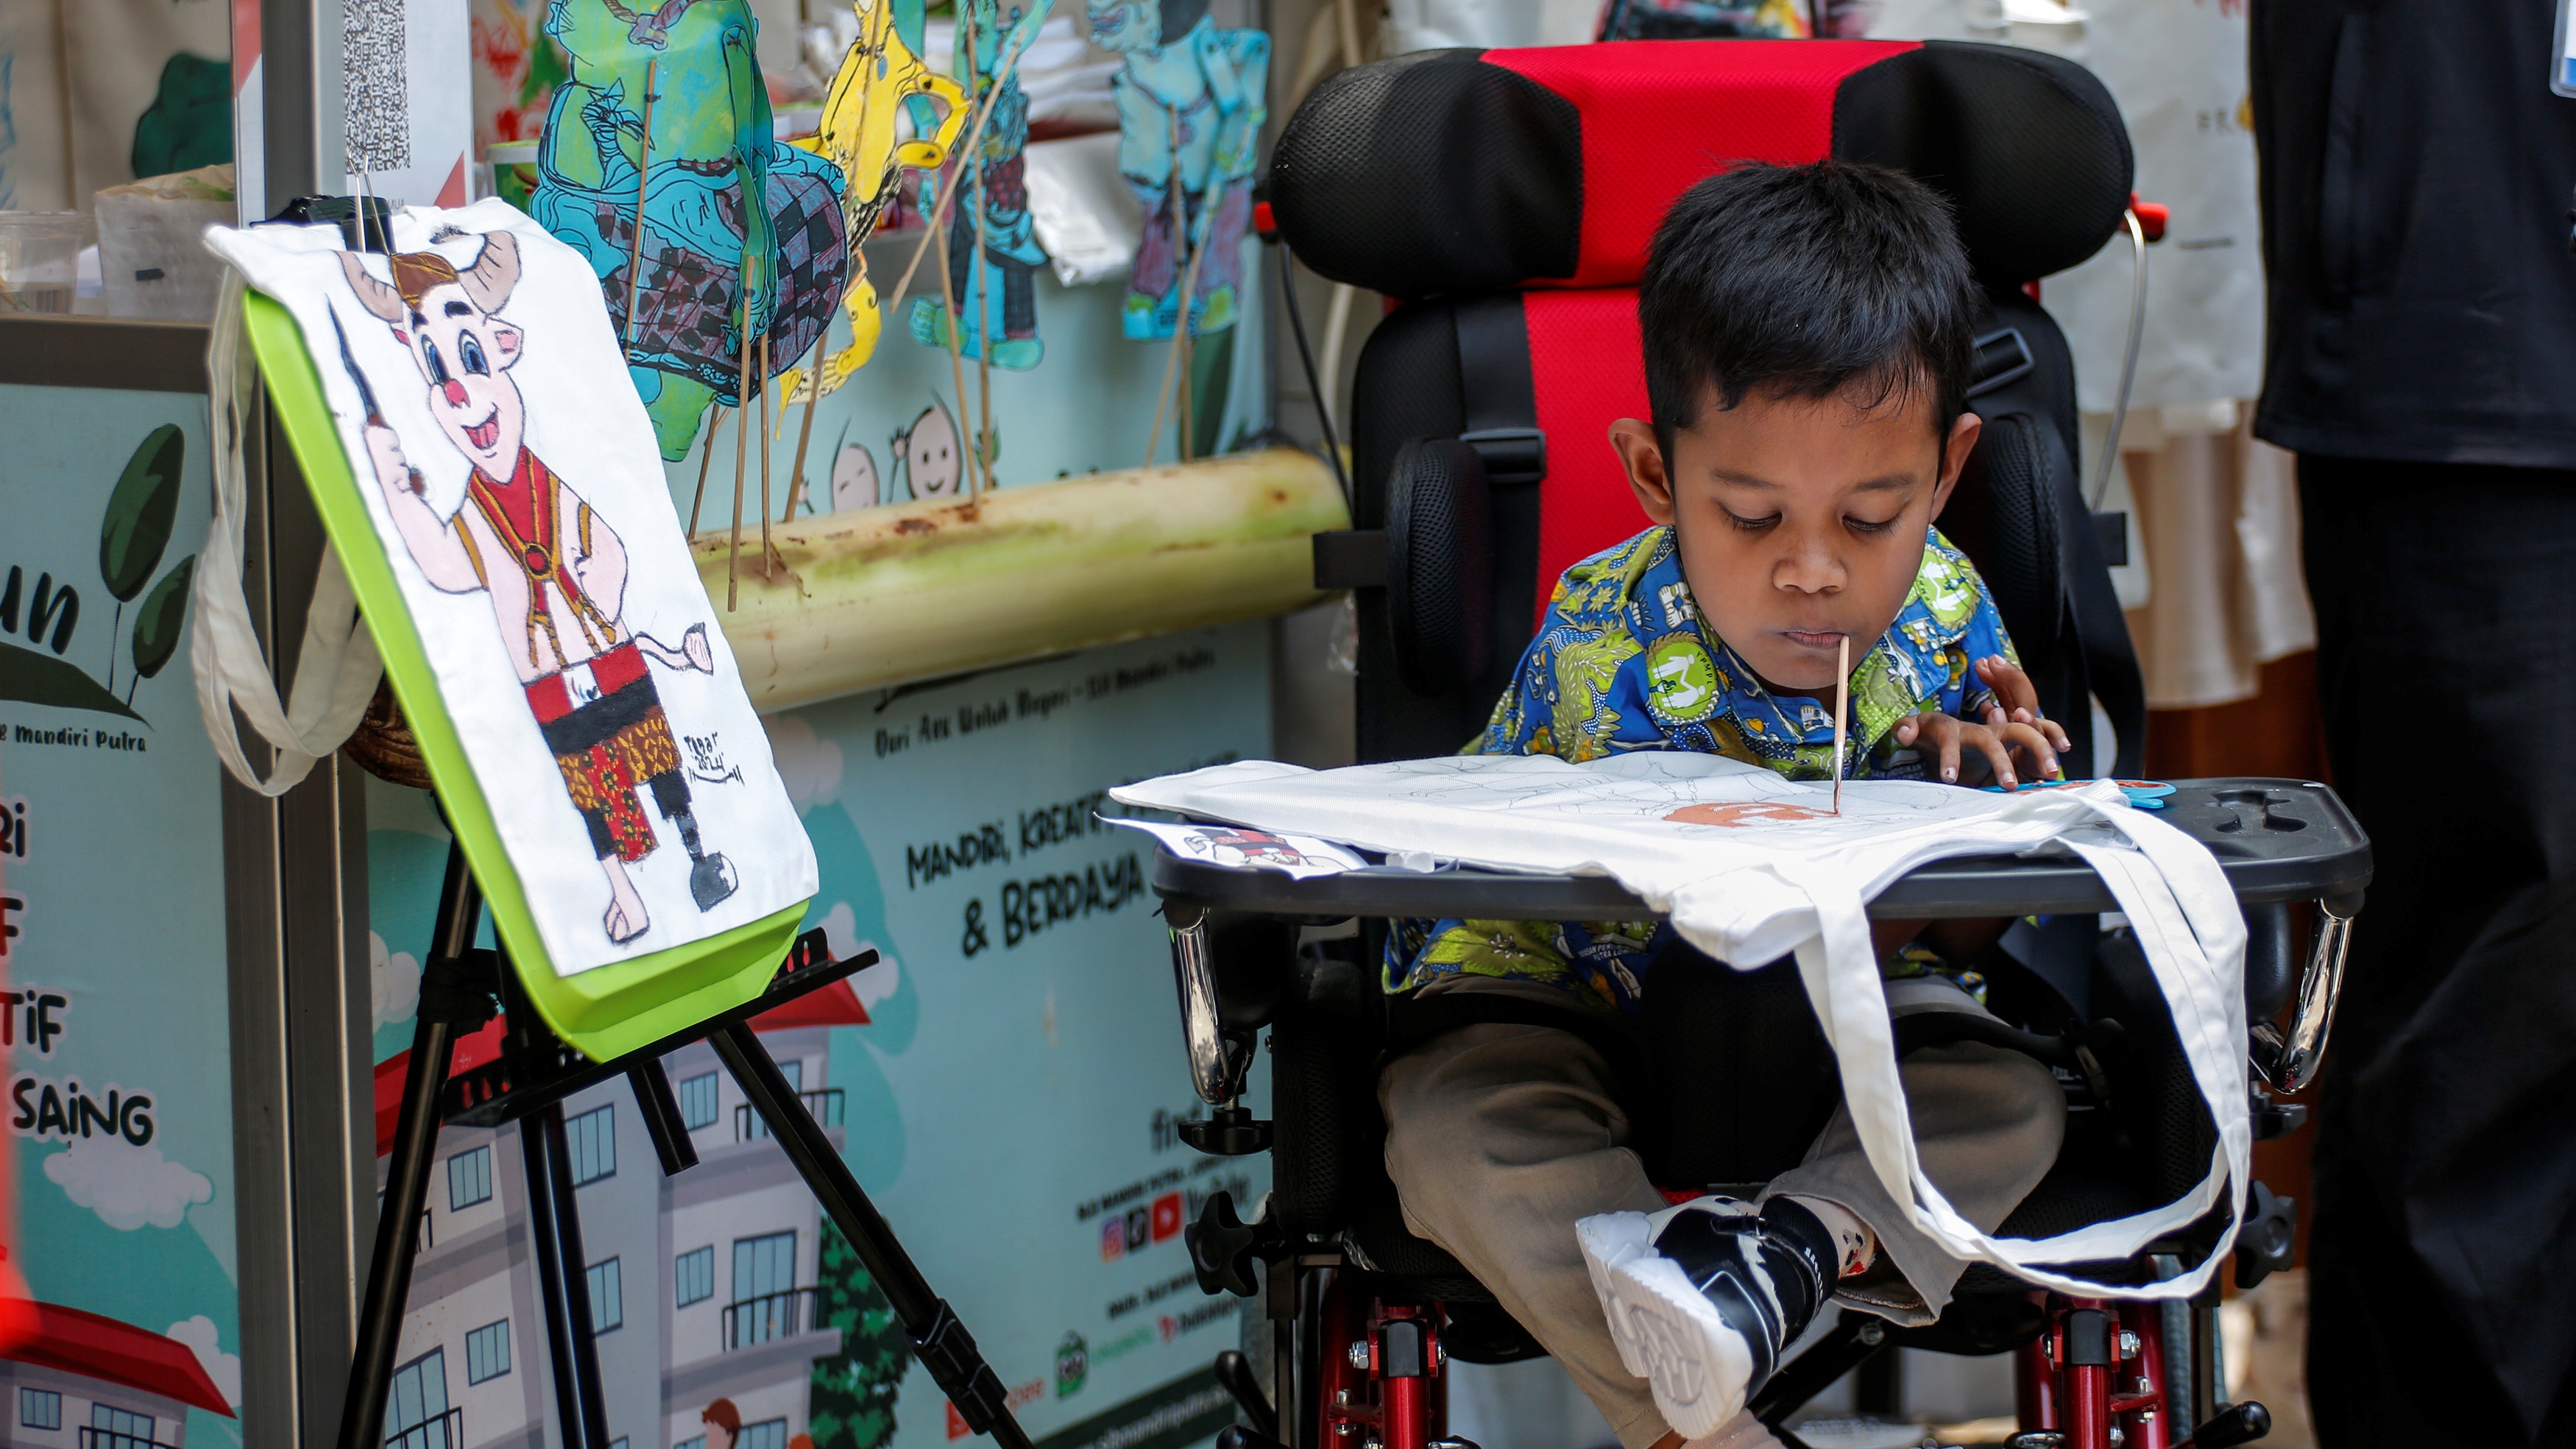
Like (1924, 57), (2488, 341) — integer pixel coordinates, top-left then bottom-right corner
(2300, 456), (2576, 1447)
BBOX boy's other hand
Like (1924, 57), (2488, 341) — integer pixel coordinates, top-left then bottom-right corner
(1970, 654), (2074, 756)
(1892, 712), (2060, 787)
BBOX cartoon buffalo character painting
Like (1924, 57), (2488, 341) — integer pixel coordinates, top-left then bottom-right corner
(338, 231), (737, 943)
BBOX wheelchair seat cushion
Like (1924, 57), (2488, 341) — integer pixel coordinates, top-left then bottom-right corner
(1272, 40), (2132, 297)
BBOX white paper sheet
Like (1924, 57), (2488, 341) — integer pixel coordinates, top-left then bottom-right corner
(1114, 752), (2251, 1297)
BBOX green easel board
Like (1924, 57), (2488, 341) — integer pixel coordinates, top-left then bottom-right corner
(247, 291), (802, 1062)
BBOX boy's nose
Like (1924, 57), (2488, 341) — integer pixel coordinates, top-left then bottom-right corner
(442, 380), (469, 406)
(1774, 539), (1843, 593)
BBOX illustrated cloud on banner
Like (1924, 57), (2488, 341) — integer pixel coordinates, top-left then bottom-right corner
(766, 712), (847, 815)
(815, 901), (902, 1011)
(166, 1315), (244, 1409)
(371, 929), (422, 1031)
(43, 1137), (215, 1232)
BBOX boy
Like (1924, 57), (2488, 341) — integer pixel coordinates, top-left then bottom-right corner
(1378, 161), (2076, 1449)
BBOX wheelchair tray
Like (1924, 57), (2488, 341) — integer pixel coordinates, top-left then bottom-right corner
(1147, 776), (2371, 921)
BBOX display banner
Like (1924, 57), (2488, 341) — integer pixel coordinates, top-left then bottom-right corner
(366, 620), (1272, 1449)
(0, 379), (244, 1447)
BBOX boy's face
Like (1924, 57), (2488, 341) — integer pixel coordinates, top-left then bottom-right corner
(1610, 383), (1981, 695)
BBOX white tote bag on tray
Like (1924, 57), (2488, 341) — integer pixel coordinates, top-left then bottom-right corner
(1113, 752), (2251, 1298)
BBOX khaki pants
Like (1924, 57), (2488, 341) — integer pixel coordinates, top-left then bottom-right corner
(1378, 978), (2064, 1449)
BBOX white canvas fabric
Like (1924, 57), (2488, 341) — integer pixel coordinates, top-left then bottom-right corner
(193, 271), (385, 798)
(1113, 752), (2251, 1298)
(203, 202), (818, 977)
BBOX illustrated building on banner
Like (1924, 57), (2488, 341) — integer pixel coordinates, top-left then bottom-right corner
(375, 998), (878, 1449)
(0, 1303), (236, 1448)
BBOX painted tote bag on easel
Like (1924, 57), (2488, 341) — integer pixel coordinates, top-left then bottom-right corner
(202, 202), (818, 1060)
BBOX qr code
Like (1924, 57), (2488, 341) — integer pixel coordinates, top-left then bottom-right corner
(344, 0), (413, 173)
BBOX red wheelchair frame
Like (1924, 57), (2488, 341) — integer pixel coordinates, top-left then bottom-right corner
(1268, 1281), (2271, 1449)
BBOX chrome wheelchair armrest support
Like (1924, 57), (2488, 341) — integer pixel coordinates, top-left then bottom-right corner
(2249, 892), (2359, 1094)
(1168, 906), (1252, 1105)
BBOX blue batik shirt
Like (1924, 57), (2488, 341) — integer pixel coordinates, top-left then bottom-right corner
(1387, 523), (2019, 1018)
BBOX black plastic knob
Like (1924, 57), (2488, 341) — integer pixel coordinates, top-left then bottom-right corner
(1186, 1191), (1267, 1297)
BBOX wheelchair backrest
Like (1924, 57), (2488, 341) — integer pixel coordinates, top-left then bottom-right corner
(1273, 40), (2146, 773)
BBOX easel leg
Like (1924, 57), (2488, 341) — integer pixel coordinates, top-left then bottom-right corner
(520, 1100), (614, 1449)
(495, 919), (616, 1449)
(710, 1024), (1033, 1449)
(629, 1058), (701, 1175)
(337, 847), (481, 1449)
(519, 1106), (588, 1449)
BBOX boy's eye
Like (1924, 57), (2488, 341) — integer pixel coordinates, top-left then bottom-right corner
(1845, 512), (1902, 536)
(1721, 506), (1779, 534)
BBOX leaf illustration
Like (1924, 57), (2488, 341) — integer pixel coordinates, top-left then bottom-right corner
(99, 424), (185, 603)
(129, 556), (195, 686)
(0, 640), (142, 720)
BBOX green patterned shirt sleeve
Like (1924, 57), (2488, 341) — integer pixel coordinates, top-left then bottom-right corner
(1392, 524), (2027, 1018)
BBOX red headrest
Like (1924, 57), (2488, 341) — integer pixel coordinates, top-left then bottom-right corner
(1270, 40), (2132, 297)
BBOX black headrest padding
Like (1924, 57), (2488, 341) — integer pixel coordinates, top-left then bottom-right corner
(1269, 49), (1581, 297)
(1835, 43), (2134, 288)
(1270, 40), (2132, 296)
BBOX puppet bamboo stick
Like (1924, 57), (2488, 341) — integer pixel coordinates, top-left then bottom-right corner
(972, 155), (997, 494)
(935, 204), (976, 501)
(936, 0), (984, 502)
(1173, 188), (1214, 460)
(782, 336), (825, 522)
(729, 291), (754, 609)
(622, 60), (658, 352)
(1177, 286), (1195, 462)
(687, 403), (719, 536)
(1831, 632), (1850, 814)
(1144, 117), (1191, 467)
(698, 449), (1348, 710)
(758, 332), (776, 579)
(961, 0), (993, 495)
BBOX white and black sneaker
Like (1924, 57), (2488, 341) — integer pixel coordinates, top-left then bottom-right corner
(1576, 1197), (1839, 1440)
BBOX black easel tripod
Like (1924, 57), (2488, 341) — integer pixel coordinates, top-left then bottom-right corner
(338, 843), (1034, 1449)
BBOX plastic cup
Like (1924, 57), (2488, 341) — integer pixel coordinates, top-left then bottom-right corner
(0, 212), (90, 314)
(487, 141), (541, 216)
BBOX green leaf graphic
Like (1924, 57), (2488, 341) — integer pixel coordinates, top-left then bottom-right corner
(129, 555), (195, 687)
(99, 424), (185, 603)
(0, 640), (143, 720)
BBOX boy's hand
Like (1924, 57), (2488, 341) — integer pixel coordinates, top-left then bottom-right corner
(1892, 712), (2061, 787)
(1971, 654), (2074, 756)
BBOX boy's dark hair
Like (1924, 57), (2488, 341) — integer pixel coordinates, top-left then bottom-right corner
(1640, 160), (1981, 454)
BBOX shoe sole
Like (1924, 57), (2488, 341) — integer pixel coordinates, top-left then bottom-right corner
(1577, 1211), (1653, 1379)
(1595, 1237), (1758, 1440)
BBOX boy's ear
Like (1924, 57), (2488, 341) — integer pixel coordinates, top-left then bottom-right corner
(1610, 418), (1676, 525)
(1927, 411), (1983, 521)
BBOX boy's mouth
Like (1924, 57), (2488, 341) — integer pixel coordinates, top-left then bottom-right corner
(1780, 628), (1847, 651)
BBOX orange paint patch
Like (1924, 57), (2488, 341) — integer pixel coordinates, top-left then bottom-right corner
(1664, 800), (1835, 828)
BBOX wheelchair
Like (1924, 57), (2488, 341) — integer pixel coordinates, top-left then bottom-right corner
(1152, 39), (2367, 1449)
